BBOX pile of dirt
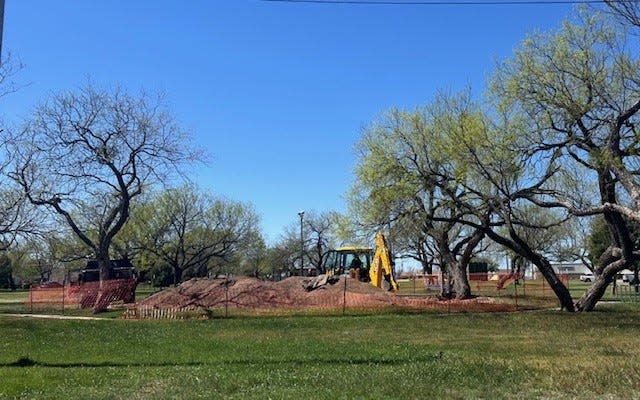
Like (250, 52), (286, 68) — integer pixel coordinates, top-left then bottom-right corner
(135, 275), (515, 313)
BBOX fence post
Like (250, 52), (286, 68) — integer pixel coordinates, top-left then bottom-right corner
(342, 275), (347, 315)
(514, 279), (518, 310)
(224, 273), (229, 318)
(62, 269), (66, 315)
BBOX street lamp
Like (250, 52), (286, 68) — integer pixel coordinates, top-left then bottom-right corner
(0, 0), (5, 60)
(298, 210), (304, 276)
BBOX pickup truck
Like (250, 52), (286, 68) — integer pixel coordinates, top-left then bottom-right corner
(579, 273), (595, 282)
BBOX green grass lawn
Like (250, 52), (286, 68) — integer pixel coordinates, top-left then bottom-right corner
(2, 306), (640, 399)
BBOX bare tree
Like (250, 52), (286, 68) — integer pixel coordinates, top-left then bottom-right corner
(0, 53), (22, 101)
(605, 0), (640, 28)
(303, 210), (337, 274)
(9, 84), (200, 310)
(0, 53), (38, 248)
(278, 210), (338, 275)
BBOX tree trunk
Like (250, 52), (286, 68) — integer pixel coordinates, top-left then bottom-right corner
(450, 261), (471, 299)
(576, 258), (630, 311)
(485, 228), (575, 311)
(93, 248), (111, 313)
(422, 258), (433, 275)
(440, 252), (471, 299)
(529, 254), (575, 312)
(173, 266), (183, 286)
(575, 273), (614, 311)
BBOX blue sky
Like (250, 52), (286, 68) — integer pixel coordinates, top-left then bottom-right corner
(2, 0), (584, 243)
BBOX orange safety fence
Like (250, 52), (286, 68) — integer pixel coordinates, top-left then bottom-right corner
(26, 279), (137, 309)
(123, 276), (519, 320)
(19, 274), (581, 320)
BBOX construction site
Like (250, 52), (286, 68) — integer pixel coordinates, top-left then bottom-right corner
(123, 274), (517, 319)
(20, 232), (524, 318)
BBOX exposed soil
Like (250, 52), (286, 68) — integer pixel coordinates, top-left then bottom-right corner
(134, 275), (516, 313)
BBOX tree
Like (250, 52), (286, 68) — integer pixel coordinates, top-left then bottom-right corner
(264, 238), (299, 280)
(275, 210), (339, 276)
(351, 102), (488, 299)
(131, 185), (261, 284)
(491, 8), (640, 310)
(0, 252), (14, 289)
(238, 233), (269, 278)
(8, 236), (61, 286)
(0, 53), (22, 101)
(0, 56), (38, 248)
(9, 84), (200, 310)
(391, 214), (439, 274)
(605, 0), (640, 28)
(424, 87), (580, 310)
(299, 210), (339, 274)
(587, 214), (640, 271)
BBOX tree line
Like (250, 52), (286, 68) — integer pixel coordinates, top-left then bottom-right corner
(1, 3), (639, 313)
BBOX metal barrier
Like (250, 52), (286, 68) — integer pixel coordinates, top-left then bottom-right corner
(614, 284), (640, 302)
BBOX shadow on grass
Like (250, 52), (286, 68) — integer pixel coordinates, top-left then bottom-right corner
(3, 357), (206, 368)
(3, 352), (445, 369)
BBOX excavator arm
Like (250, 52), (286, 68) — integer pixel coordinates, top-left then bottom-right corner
(369, 232), (399, 291)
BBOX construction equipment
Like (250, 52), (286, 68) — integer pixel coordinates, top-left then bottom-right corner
(27, 259), (138, 310)
(67, 259), (138, 308)
(369, 232), (399, 291)
(323, 232), (398, 291)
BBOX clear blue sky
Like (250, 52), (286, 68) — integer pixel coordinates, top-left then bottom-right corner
(2, 0), (586, 243)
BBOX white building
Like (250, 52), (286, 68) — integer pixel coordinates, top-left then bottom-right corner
(550, 261), (592, 278)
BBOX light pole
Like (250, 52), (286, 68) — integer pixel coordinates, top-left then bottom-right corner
(0, 0), (5, 60)
(298, 210), (304, 276)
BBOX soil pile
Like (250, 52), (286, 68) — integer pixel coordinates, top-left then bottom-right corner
(136, 275), (515, 312)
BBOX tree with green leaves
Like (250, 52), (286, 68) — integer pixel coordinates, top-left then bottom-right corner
(491, 8), (640, 310)
(130, 185), (261, 284)
(350, 99), (489, 299)
(263, 238), (299, 280)
(238, 233), (269, 278)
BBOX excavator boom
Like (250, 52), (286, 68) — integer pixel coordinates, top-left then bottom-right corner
(369, 232), (399, 291)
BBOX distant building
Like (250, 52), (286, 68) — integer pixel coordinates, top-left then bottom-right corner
(549, 261), (591, 279)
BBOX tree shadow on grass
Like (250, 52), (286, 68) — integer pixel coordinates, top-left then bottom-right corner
(2, 352), (445, 369)
(2, 357), (206, 368)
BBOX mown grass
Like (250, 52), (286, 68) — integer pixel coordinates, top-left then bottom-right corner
(2, 305), (640, 399)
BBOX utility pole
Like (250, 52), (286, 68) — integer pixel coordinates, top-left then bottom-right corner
(0, 0), (5, 61)
(298, 210), (304, 276)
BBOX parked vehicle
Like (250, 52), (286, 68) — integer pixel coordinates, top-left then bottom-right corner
(579, 273), (595, 282)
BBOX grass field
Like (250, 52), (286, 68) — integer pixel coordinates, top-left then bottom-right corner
(2, 305), (640, 399)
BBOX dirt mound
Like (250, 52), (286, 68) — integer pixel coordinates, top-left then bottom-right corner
(135, 276), (514, 313)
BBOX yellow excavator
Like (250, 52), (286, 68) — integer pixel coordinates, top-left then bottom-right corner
(323, 232), (398, 291)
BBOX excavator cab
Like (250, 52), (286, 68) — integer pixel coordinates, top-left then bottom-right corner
(323, 233), (399, 291)
(323, 247), (372, 282)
